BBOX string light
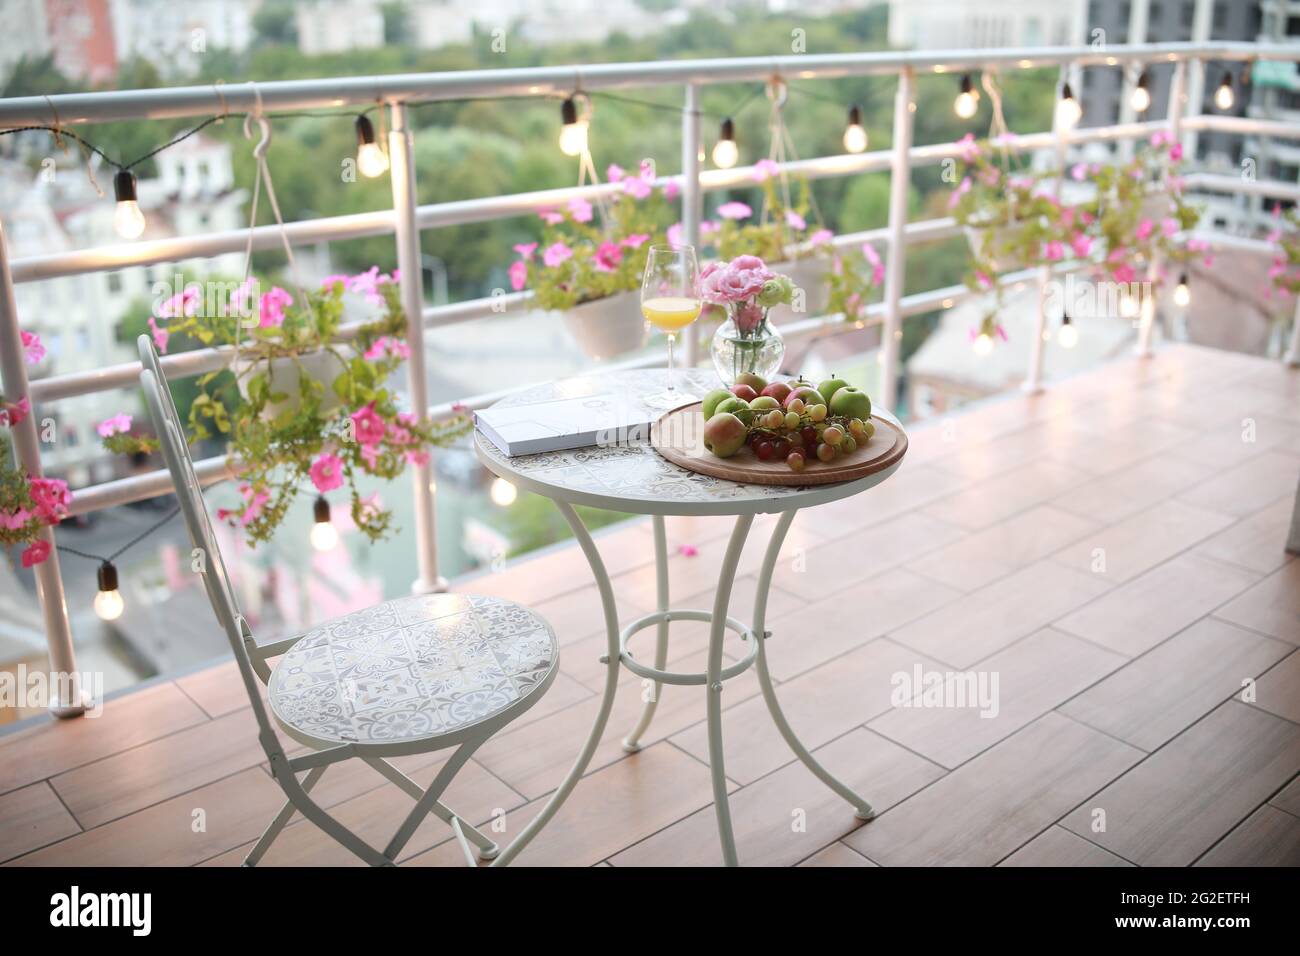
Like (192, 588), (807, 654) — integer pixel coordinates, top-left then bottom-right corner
(842, 105), (868, 153)
(94, 560), (125, 621)
(712, 117), (738, 168)
(354, 115), (389, 178)
(113, 169), (146, 239)
(1058, 312), (1079, 349)
(1055, 82), (1082, 129)
(954, 75), (979, 119)
(310, 495), (339, 551)
(1128, 71), (1151, 113)
(1214, 72), (1235, 111)
(558, 97), (589, 156)
(1120, 291), (1139, 319)
(490, 477), (517, 507)
(1174, 273), (1191, 307)
(972, 332), (994, 356)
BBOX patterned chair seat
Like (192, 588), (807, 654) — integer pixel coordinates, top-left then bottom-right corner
(269, 593), (558, 750)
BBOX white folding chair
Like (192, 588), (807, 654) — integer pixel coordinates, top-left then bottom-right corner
(138, 336), (559, 866)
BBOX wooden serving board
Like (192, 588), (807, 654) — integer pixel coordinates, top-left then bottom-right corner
(651, 402), (908, 486)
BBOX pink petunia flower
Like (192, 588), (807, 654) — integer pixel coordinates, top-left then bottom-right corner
(351, 402), (387, 445)
(1071, 233), (1092, 258)
(666, 222), (685, 248)
(957, 133), (980, 163)
(29, 477), (71, 522)
(97, 413), (133, 438)
(20, 330), (44, 364)
(810, 229), (834, 245)
(0, 508), (31, 530)
(508, 260), (528, 292)
(717, 201), (752, 220)
(568, 197), (593, 223)
(785, 209), (807, 231)
(1043, 241), (1065, 262)
(1135, 218), (1155, 241)
(620, 233), (650, 249)
(752, 158), (779, 181)
(543, 242), (573, 268)
(21, 540), (50, 568)
(147, 317), (169, 354)
(310, 454), (344, 493)
(363, 336), (410, 361)
(662, 179), (680, 200)
(0, 396), (31, 428)
(157, 286), (201, 319)
(538, 209), (563, 225)
(593, 242), (623, 273)
(606, 163), (624, 183)
(513, 242), (538, 260)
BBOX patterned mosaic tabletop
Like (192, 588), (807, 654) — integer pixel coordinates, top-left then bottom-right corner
(269, 593), (557, 747)
(474, 369), (904, 517)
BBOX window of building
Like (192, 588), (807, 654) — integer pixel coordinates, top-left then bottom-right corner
(107, 272), (122, 294)
(1213, 2), (1228, 31)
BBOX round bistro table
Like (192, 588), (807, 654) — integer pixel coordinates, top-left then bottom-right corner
(473, 369), (908, 866)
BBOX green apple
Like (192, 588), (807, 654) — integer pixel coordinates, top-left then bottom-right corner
(749, 395), (781, 412)
(818, 377), (849, 404)
(715, 396), (754, 426)
(829, 385), (871, 421)
(701, 388), (732, 420)
(702, 413), (748, 458)
(735, 371), (767, 394)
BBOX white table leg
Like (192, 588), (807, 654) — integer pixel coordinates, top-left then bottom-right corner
(489, 500), (623, 867)
(707, 514), (754, 867)
(752, 509), (875, 820)
(623, 514), (671, 752)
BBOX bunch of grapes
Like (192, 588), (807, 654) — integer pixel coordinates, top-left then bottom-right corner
(745, 398), (875, 472)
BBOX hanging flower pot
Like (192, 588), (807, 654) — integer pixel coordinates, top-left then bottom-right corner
(234, 346), (354, 419)
(772, 257), (832, 317)
(962, 216), (1036, 274)
(561, 291), (647, 362)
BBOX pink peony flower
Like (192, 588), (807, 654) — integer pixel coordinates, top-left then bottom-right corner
(734, 300), (764, 333)
(717, 201), (752, 220)
(593, 241), (623, 273)
(21, 539), (50, 568)
(97, 413), (132, 438)
(752, 158), (779, 181)
(20, 330), (44, 365)
(508, 260), (528, 291)
(351, 402), (387, 445)
(700, 255), (775, 305)
(310, 454), (344, 493)
(542, 242), (573, 268)
(567, 197), (593, 223)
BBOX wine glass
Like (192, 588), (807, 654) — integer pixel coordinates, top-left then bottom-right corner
(640, 244), (702, 410)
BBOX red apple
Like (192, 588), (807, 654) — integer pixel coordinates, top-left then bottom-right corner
(760, 381), (793, 405)
(730, 383), (759, 402)
(783, 385), (825, 410)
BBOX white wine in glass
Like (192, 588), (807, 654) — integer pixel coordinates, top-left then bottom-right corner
(640, 244), (702, 410)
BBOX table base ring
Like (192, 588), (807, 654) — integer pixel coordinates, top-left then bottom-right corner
(618, 609), (758, 686)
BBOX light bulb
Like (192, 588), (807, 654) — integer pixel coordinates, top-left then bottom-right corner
(1214, 74), (1235, 111)
(490, 477), (517, 507)
(842, 105), (868, 153)
(94, 561), (124, 621)
(954, 75), (978, 119)
(354, 115), (389, 178)
(311, 495), (338, 551)
(972, 333), (993, 356)
(1120, 293), (1139, 319)
(712, 117), (738, 168)
(1174, 274), (1190, 307)
(113, 170), (146, 239)
(558, 97), (588, 156)
(1055, 83), (1081, 129)
(1130, 72), (1151, 113)
(1058, 315), (1079, 349)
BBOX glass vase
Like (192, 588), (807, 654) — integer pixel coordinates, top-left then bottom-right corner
(710, 317), (785, 387)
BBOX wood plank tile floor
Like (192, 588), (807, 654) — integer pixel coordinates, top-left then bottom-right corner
(3, 343), (1298, 867)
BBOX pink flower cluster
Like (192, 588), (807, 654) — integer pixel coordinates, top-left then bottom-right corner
(363, 336), (410, 361)
(321, 267), (399, 307)
(97, 413), (132, 438)
(217, 483), (270, 527)
(699, 255), (774, 305)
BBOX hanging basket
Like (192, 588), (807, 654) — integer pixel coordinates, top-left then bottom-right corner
(773, 256), (832, 317)
(963, 216), (1035, 274)
(560, 292), (647, 362)
(235, 347), (354, 419)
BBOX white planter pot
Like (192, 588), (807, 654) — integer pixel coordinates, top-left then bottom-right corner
(561, 292), (647, 361)
(235, 347), (352, 418)
(773, 257), (832, 318)
(964, 220), (1033, 273)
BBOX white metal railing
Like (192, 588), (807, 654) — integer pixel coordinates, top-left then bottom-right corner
(2, 41), (1299, 717)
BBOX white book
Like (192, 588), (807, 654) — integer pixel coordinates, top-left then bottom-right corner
(475, 391), (655, 457)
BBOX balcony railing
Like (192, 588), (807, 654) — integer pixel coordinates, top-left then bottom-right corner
(2, 41), (1300, 717)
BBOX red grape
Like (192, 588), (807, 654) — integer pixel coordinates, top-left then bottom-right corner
(754, 440), (775, 461)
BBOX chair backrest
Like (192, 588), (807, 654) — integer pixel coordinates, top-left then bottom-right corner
(138, 350), (283, 757)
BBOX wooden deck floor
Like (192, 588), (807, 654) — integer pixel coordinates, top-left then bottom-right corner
(3, 343), (1298, 867)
